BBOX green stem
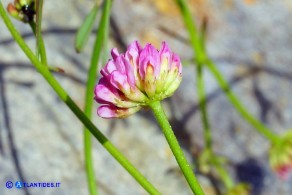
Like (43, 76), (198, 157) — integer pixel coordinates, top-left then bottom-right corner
(196, 51), (212, 149)
(35, 0), (47, 65)
(197, 57), (232, 190)
(194, 12), (234, 189)
(213, 163), (234, 190)
(29, 20), (47, 65)
(174, 0), (280, 144)
(196, 15), (212, 149)
(83, 1), (112, 194)
(204, 59), (280, 144)
(0, 3), (160, 194)
(149, 101), (204, 195)
(84, 131), (96, 195)
(174, 1), (211, 148)
(101, 9), (109, 66)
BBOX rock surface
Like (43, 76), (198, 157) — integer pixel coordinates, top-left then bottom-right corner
(0, 0), (292, 194)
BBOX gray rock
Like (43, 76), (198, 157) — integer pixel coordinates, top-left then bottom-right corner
(1, 0), (292, 194)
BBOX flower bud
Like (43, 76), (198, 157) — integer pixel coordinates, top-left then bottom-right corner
(6, 0), (35, 23)
(269, 130), (292, 179)
(7, 3), (19, 19)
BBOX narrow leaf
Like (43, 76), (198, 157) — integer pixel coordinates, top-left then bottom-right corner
(75, 5), (99, 53)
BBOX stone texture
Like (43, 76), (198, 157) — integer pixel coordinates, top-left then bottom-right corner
(0, 0), (292, 194)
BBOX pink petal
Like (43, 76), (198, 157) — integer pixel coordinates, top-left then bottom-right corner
(94, 78), (120, 104)
(125, 40), (142, 66)
(125, 41), (141, 69)
(95, 79), (142, 107)
(112, 55), (136, 86)
(127, 40), (142, 53)
(97, 105), (140, 118)
(111, 48), (120, 60)
(171, 53), (182, 74)
(97, 105), (119, 118)
(100, 59), (117, 78)
(138, 43), (161, 80)
(114, 56), (127, 74)
(159, 41), (171, 63)
(110, 71), (131, 93)
(122, 57), (136, 87)
(125, 41), (143, 87)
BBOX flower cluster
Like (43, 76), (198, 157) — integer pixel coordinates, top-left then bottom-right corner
(94, 41), (182, 118)
(269, 130), (292, 179)
(7, 0), (35, 23)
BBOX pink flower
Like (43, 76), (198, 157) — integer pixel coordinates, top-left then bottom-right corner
(94, 41), (182, 118)
(269, 131), (292, 179)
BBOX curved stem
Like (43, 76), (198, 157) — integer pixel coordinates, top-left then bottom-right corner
(204, 59), (280, 144)
(149, 101), (204, 195)
(0, 3), (160, 194)
(174, 0), (281, 145)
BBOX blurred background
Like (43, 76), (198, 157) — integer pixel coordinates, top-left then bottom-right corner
(1, 0), (292, 194)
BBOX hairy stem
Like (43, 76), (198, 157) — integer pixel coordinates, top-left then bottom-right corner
(149, 101), (204, 195)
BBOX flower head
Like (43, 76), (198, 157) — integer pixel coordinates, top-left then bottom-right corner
(7, 0), (35, 23)
(269, 130), (292, 179)
(94, 41), (182, 118)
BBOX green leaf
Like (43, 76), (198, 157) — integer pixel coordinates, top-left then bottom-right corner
(75, 5), (99, 53)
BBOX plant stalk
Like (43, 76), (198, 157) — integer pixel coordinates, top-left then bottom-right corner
(149, 101), (204, 195)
